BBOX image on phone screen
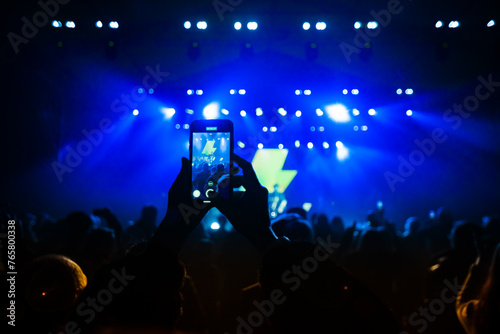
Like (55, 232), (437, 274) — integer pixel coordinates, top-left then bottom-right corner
(191, 131), (231, 200)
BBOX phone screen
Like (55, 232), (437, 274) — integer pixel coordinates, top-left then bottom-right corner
(191, 130), (231, 201)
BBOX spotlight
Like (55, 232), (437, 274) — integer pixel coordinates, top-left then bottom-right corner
(138, 88), (144, 94)
(160, 108), (176, 120)
(187, 89), (194, 95)
(238, 89), (246, 95)
(133, 109), (139, 116)
(448, 21), (460, 28)
(221, 109), (229, 115)
(487, 20), (495, 27)
(304, 89), (311, 95)
(65, 21), (76, 28)
(263, 126), (268, 132)
(295, 110), (302, 117)
(319, 126), (324, 132)
(258, 143), (263, 149)
(352, 108), (360, 116)
(278, 144), (284, 149)
(184, 124), (190, 129)
(270, 126), (277, 132)
(396, 88), (403, 95)
(197, 21), (207, 29)
(405, 88), (413, 95)
(95, 21), (103, 28)
(234, 22), (242, 30)
(353, 125), (359, 131)
(148, 88), (154, 94)
(247, 22), (258, 30)
(278, 108), (287, 116)
(367, 21), (378, 29)
(310, 126), (316, 132)
(435, 20), (443, 28)
(303, 22), (310, 30)
(354, 21), (362, 29)
(196, 89), (203, 95)
(184, 21), (191, 29)
(238, 141), (245, 148)
(230, 89), (236, 95)
(240, 110), (247, 117)
(351, 89), (359, 95)
(336, 141), (349, 161)
(406, 109), (413, 116)
(185, 108), (194, 114)
(323, 142), (329, 149)
(295, 140), (300, 148)
(342, 89), (348, 95)
(325, 103), (351, 123)
(316, 22), (326, 30)
(256, 108), (263, 116)
(175, 124), (181, 129)
(307, 142), (313, 149)
(109, 21), (119, 29)
(295, 89), (302, 95)
(368, 108), (376, 116)
(52, 20), (62, 28)
(316, 108), (324, 116)
(361, 125), (368, 131)
(203, 102), (220, 119)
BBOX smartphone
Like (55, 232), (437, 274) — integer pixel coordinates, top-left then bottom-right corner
(190, 119), (233, 202)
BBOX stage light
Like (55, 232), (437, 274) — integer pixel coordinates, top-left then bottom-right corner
(353, 125), (359, 131)
(367, 21), (378, 29)
(210, 222), (220, 230)
(238, 141), (245, 148)
(448, 21), (460, 28)
(161, 107), (176, 120)
(303, 22), (310, 30)
(184, 21), (191, 29)
(325, 103), (351, 123)
(336, 141), (349, 161)
(247, 22), (258, 30)
(138, 88), (144, 94)
(186, 108), (194, 114)
(175, 124), (181, 129)
(197, 21), (207, 29)
(187, 89), (194, 95)
(352, 108), (360, 116)
(487, 20), (495, 27)
(278, 108), (287, 116)
(184, 124), (190, 129)
(303, 202), (312, 212)
(148, 88), (154, 94)
(240, 110), (247, 117)
(263, 126), (268, 132)
(234, 22), (242, 30)
(230, 89), (236, 95)
(316, 22), (326, 30)
(221, 108), (229, 115)
(238, 89), (246, 95)
(361, 125), (368, 131)
(52, 20), (62, 28)
(307, 142), (313, 149)
(310, 126), (316, 132)
(435, 20), (443, 28)
(278, 144), (284, 149)
(256, 107), (263, 116)
(295, 140), (300, 148)
(368, 108), (376, 116)
(405, 88), (414, 95)
(295, 89), (302, 95)
(396, 88), (403, 95)
(323, 142), (329, 149)
(354, 21), (362, 29)
(196, 89), (203, 95)
(109, 21), (119, 29)
(351, 89), (359, 95)
(133, 109), (139, 116)
(295, 110), (302, 117)
(304, 89), (311, 95)
(406, 109), (413, 116)
(270, 126), (277, 132)
(342, 89), (348, 95)
(203, 102), (220, 119)
(66, 21), (76, 28)
(316, 108), (324, 116)
(193, 190), (201, 198)
(258, 143), (263, 149)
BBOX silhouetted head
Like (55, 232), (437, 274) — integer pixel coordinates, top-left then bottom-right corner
(272, 213), (313, 243)
(217, 163), (225, 172)
(65, 211), (93, 236)
(404, 217), (421, 236)
(287, 207), (307, 220)
(202, 163), (209, 172)
(450, 220), (480, 251)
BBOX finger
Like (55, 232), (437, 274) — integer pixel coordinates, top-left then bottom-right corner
(231, 153), (261, 190)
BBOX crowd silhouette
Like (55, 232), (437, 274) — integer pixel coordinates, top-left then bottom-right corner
(1, 154), (499, 334)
